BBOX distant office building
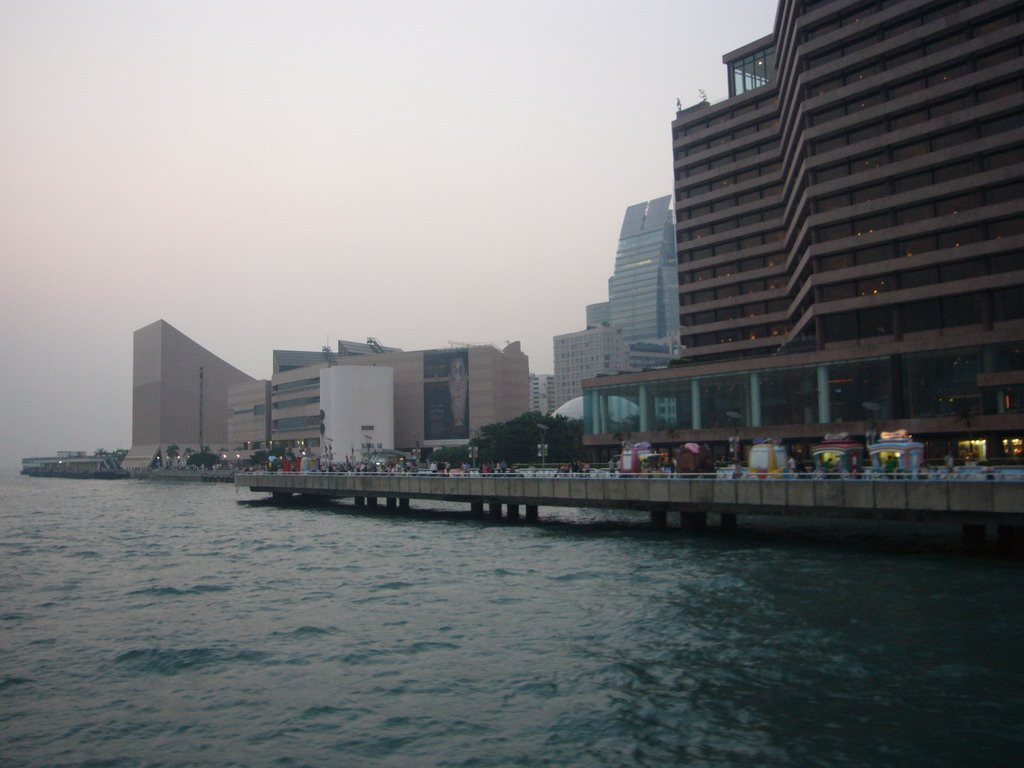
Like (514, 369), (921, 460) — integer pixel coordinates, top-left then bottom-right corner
(530, 373), (555, 415)
(238, 341), (530, 456)
(608, 196), (680, 345)
(272, 339), (403, 374)
(255, 339), (404, 454)
(228, 380), (271, 450)
(586, 302), (611, 327)
(583, 0), (1024, 463)
(268, 363), (325, 454)
(126, 320), (256, 468)
(626, 339), (677, 371)
(552, 197), (680, 408)
(339, 343), (530, 451)
(553, 325), (630, 410)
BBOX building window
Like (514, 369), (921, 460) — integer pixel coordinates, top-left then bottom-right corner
(824, 312), (858, 343)
(941, 294), (983, 328)
(858, 307), (892, 338)
(730, 45), (776, 97)
(903, 299), (941, 333)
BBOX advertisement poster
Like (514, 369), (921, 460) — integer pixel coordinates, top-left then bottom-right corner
(423, 349), (469, 441)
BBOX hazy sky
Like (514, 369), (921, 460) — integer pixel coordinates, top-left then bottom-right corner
(0, 0), (776, 467)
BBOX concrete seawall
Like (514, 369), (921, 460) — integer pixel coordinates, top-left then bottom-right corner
(235, 472), (1024, 526)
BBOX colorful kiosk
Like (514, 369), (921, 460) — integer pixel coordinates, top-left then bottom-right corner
(747, 439), (788, 478)
(867, 431), (924, 475)
(811, 433), (865, 474)
(618, 441), (658, 474)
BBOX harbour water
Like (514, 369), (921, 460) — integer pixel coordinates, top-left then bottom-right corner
(1, 473), (1022, 767)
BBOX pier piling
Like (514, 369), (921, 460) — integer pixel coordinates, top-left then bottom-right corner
(682, 512), (707, 532)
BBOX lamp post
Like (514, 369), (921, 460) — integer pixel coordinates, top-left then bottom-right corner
(726, 410), (742, 462)
(862, 401), (879, 445)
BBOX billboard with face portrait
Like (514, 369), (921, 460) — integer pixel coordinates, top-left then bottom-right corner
(423, 349), (469, 442)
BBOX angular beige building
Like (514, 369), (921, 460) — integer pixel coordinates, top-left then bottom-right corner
(125, 320), (256, 468)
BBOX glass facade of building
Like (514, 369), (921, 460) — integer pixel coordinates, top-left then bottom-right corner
(728, 44), (775, 97)
(607, 196), (679, 344)
(584, 342), (1022, 438)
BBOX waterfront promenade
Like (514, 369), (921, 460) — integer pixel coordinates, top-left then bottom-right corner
(235, 470), (1024, 549)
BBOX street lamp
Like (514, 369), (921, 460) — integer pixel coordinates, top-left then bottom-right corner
(862, 401), (879, 445)
(726, 411), (742, 461)
(537, 423), (549, 465)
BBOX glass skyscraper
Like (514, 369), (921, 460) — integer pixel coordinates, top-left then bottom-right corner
(607, 196), (679, 345)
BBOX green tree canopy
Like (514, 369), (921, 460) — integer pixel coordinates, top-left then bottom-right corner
(186, 450), (219, 469)
(427, 445), (469, 466)
(473, 412), (583, 465)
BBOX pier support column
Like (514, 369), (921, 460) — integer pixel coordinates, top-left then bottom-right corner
(470, 501), (484, 516)
(997, 525), (1024, 557)
(399, 498), (410, 511)
(368, 497), (379, 509)
(963, 523), (986, 550)
(506, 504), (520, 522)
(525, 505), (539, 523)
(682, 512), (707, 532)
(720, 512), (738, 532)
(386, 498), (397, 510)
(488, 502), (502, 518)
(354, 497), (365, 508)
(650, 510), (668, 529)
(272, 493), (291, 504)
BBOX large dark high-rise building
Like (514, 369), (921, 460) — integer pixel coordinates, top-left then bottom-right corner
(583, 0), (1024, 462)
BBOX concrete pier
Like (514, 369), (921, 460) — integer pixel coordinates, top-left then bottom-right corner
(238, 472), (1024, 551)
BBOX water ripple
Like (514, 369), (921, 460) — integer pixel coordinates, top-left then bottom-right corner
(0, 474), (1022, 768)
(113, 647), (271, 675)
